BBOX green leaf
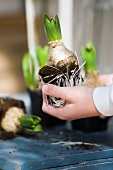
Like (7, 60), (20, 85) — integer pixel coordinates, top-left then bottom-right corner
(44, 15), (62, 42)
(46, 19), (56, 41)
(36, 46), (49, 67)
(81, 41), (98, 73)
(51, 19), (57, 39)
(55, 15), (62, 40)
(44, 15), (50, 39)
(18, 115), (42, 131)
(19, 115), (34, 128)
(23, 124), (42, 133)
(31, 115), (41, 125)
(22, 51), (36, 90)
(34, 124), (43, 132)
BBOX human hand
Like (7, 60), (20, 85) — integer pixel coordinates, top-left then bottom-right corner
(42, 84), (100, 120)
(99, 73), (113, 86)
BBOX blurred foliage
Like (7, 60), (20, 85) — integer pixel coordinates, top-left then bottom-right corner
(22, 46), (49, 90)
(22, 52), (36, 90)
(36, 45), (49, 68)
(81, 41), (98, 73)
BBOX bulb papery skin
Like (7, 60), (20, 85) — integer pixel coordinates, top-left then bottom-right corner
(39, 40), (81, 107)
(48, 40), (77, 66)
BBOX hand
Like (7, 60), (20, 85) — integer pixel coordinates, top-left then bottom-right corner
(42, 84), (100, 120)
(99, 74), (113, 86)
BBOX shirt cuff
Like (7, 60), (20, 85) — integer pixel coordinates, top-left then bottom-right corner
(93, 84), (113, 116)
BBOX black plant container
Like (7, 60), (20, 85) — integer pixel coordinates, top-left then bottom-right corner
(28, 89), (66, 128)
(71, 117), (110, 133)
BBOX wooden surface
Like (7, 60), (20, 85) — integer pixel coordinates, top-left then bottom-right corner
(0, 15), (27, 93)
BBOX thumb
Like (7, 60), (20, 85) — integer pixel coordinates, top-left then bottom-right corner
(42, 84), (71, 101)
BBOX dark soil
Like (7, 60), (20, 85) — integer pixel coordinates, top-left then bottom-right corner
(0, 130), (17, 140)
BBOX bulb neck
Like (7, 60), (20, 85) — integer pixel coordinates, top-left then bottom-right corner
(49, 39), (63, 48)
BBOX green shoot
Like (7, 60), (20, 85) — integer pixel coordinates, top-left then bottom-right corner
(81, 41), (98, 73)
(22, 51), (36, 90)
(44, 15), (62, 42)
(19, 115), (42, 132)
(36, 46), (49, 68)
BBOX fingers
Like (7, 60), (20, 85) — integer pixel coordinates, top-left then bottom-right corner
(42, 100), (65, 120)
(42, 92), (70, 120)
(99, 74), (113, 86)
(42, 84), (73, 101)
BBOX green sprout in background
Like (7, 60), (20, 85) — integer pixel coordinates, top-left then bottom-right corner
(81, 41), (100, 87)
(22, 51), (36, 90)
(36, 45), (49, 68)
(22, 46), (49, 90)
(81, 41), (98, 73)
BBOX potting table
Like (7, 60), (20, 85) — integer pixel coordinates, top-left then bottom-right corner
(1, 118), (113, 170)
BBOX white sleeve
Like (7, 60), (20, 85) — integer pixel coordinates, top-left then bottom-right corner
(93, 84), (113, 116)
